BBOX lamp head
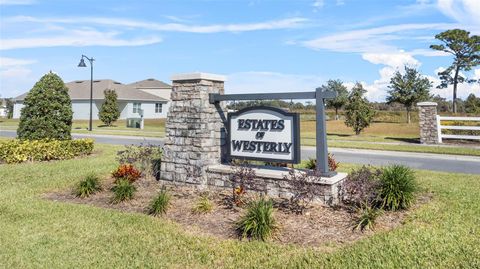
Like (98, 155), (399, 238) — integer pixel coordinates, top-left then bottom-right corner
(77, 58), (87, 67)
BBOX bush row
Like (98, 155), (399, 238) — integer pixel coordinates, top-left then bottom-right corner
(0, 138), (94, 163)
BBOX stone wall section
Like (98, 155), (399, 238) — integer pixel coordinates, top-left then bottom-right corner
(160, 74), (226, 185)
(417, 102), (438, 144)
(206, 165), (346, 205)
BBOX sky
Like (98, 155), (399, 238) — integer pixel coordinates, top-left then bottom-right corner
(1, 0), (479, 102)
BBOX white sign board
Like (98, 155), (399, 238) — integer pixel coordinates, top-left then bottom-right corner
(227, 106), (300, 163)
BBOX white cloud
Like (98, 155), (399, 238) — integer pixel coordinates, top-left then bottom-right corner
(226, 71), (325, 95)
(0, 57), (36, 97)
(430, 67), (480, 99)
(6, 16), (308, 34)
(359, 51), (423, 101)
(362, 51), (420, 69)
(0, 57), (36, 67)
(0, 0), (34, 5)
(1, 29), (162, 50)
(302, 23), (454, 53)
(436, 0), (480, 31)
(312, 0), (324, 11)
(0, 66), (31, 78)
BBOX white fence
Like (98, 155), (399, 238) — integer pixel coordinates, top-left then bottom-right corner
(436, 115), (480, 143)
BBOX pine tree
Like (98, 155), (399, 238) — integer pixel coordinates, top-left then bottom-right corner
(430, 29), (480, 113)
(98, 89), (120, 126)
(344, 83), (375, 135)
(17, 72), (73, 140)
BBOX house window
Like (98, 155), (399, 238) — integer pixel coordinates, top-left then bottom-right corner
(155, 103), (162, 113)
(133, 103), (141, 113)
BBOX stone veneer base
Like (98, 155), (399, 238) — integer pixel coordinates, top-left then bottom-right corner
(204, 164), (347, 206)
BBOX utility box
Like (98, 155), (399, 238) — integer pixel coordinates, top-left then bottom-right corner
(126, 118), (142, 128)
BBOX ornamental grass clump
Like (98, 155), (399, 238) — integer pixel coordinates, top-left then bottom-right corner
(377, 164), (417, 211)
(73, 173), (102, 198)
(236, 197), (277, 241)
(117, 144), (162, 179)
(353, 203), (382, 232)
(192, 194), (214, 214)
(111, 179), (136, 203)
(148, 188), (171, 216)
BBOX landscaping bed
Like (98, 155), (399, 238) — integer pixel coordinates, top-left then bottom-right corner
(45, 176), (430, 247)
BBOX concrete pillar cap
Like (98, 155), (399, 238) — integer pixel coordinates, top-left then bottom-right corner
(417, 102), (437, 107)
(171, 72), (227, 82)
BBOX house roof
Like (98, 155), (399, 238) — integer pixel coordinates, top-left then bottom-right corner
(14, 79), (168, 102)
(129, 78), (171, 89)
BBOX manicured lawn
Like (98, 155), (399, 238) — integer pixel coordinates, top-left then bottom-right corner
(1, 143), (479, 268)
(327, 140), (480, 156)
(0, 118), (165, 138)
(2, 117), (479, 156)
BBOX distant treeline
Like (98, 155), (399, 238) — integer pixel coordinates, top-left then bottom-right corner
(226, 94), (480, 114)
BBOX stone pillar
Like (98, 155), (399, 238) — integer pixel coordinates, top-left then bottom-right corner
(160, 72), (226, 186)
(417, 102), (438, 144)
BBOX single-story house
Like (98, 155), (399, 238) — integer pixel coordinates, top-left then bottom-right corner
(0, 99), (7, 118)
(13, 78), (172, 120)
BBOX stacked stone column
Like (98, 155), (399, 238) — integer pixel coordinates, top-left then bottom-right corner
(160, 73), (226, 186)
(417, 102), (439, 144)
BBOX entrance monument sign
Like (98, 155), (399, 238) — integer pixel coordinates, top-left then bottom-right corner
(228, 106), (300, 163)
(160, 72), (347, 205)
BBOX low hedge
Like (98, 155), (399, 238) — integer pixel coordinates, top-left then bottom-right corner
(0, 138), (94, 164)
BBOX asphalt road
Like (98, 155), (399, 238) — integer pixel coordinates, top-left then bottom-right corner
(2, 130), (480, 174)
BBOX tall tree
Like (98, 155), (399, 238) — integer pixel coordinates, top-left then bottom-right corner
(430, 29), (480, 113)
(98, 89), (120, 126)
(465, 93), (480, 114)
(325, 79), (349, 120)
(17, 72), (73, 140)
(5, 98), (14, 119)
(387, 67), (432, 123)
(344, 83), (375, 135)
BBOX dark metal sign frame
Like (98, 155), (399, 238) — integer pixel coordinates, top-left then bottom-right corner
(227, 106), (301, 164)
(210, 87), (337, 177)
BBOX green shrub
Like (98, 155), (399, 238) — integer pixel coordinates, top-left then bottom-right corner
(98, 89), (120, 126)
(73, 174), (102, 198)
(304, 154), (339, 171)
(192, 195), (214, 214)
(112, 164), (142, 183)
(236, 197), (277, 241)
(378, 164), (417, 211)
(353, 204), (382, 231)
(17, 72), (73, 140)
(117, 144), (162, 179)
(343, 165), (382, 208)
(111, 179), (136, 203)
(148, 188), (170, 216)
(0, 138), (94, 164)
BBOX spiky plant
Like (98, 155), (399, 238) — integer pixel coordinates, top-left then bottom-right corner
(73, 173), (102, 198)
(148, 188), (171, 216)
(192, 195), (214, 214)
(353, 204), (382, 232)
(236, 197), (277, 241)
(378, 164), (417, 211)
(111, 179), (136, 203)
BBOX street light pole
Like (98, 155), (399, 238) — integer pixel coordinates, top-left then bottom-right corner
(78, 55), (95, 131)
